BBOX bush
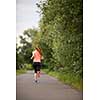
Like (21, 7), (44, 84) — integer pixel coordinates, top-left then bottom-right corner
(24, 64), (33, 70)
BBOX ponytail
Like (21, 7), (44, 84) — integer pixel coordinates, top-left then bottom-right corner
(36, 47), (42, 55)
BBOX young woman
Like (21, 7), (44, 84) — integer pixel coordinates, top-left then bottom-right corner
(31, 47), (43, 83)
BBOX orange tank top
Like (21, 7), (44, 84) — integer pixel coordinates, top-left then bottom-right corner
(33, 50), (41, 62)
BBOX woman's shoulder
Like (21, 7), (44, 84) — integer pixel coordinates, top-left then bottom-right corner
(32, 50), (37, 54)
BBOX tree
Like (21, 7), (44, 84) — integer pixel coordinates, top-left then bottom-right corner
(37, 0), (83, 77)
(16, 28), (38, 69)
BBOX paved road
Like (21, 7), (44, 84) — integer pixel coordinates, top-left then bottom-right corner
(16, 71), (82, 100)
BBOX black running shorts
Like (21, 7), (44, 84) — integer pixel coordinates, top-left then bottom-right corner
(33, 62), (41, 73)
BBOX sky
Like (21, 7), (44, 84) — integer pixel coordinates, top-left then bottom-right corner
(16, 0), (40, 38)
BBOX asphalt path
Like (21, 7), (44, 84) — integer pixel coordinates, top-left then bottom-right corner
(16, 71), (82, 100)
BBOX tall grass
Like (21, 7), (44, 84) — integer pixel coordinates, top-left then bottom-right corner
(42, 69), (82, 90)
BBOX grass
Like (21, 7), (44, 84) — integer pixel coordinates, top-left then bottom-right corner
(42, 68), (83, 91)
(16, 69), (27, 75)
(16, 64), (33, 75)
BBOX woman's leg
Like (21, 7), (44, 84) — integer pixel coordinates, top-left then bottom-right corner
(33, 62), (38, 82)
(37, 71), (40, 77)
(34, 73), (37, 81)
(34, 62), (41, 82)
(37, 64), (41, 78)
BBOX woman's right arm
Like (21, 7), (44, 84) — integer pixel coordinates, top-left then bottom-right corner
(31, 51), (34, 59)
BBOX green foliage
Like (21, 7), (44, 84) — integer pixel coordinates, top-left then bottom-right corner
(24, 64), (33, 70)
(43, 69), (83, 90)
(36, 0), (83, 90)
(16, 69), (27, 75)
(16, 28), (37, 69)
(37, 0), (83, 77)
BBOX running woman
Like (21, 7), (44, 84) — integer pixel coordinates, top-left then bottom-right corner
(31, 47), (43, 83)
